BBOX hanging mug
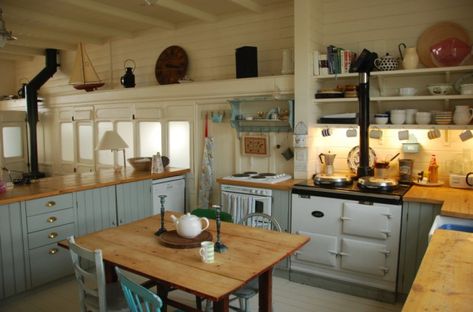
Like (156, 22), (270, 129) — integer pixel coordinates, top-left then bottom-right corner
(120, 59), (136, 88)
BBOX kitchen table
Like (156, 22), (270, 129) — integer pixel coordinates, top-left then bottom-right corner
(59, 212), (309, 312)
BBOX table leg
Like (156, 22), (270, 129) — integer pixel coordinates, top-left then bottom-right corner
(259, 269), (272, 312)
(156, 283), (170, 311)
(213, 296), (229, 312)
(104, 262), (117, 283)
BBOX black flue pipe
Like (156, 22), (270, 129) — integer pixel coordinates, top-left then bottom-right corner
(25, 49), (58, 179)
(357, 72), (372, 178)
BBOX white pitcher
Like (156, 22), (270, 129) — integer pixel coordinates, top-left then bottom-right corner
(453, 105), (473, 125)
(399, 43), (419, 70)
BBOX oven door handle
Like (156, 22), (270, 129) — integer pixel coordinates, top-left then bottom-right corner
(340, 216), (352, 221)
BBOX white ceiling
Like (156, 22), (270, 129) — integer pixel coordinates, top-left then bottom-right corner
(0, 0), (291, 61)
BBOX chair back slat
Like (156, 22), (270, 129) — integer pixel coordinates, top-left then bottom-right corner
(238, 212), (282, 232)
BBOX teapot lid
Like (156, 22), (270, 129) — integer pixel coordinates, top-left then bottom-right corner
(180, 212), (198, 220)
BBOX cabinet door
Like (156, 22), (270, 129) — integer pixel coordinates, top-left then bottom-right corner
(76, 186), (117, 235)
(272, 190), (290, 232)
(116, 179), (153, 225)
(341, 202), (392, 240)
(0, 203), (27, 299)
(294, 231), (338, 267)
(340, 238), (390, 278)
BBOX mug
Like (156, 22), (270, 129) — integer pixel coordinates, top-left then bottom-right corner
(321, 128), (332, 137)
(294, 134), (307, 147)
(369, 127), (383, 139)
(427, 128), (441, 140)
(460, 130), (473, 142)
(199, 241), (215, 263)
(398, 130), (410, 140)
(346, 127), (357, 137)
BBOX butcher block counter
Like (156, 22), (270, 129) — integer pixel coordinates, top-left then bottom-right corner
(402, 229), (473, 311)
(216, 177), (301, 191)
(404, 185), (473, 220)
(0, 168), (190, 206)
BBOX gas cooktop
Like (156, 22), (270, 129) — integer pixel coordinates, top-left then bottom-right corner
(293, 180), (412, 205)
(222, 172), (292, 184)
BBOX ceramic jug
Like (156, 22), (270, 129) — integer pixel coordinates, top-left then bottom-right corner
(398, 43), (419, 70)
(374, 53), (399, 71)
(453, 105), (473, 125)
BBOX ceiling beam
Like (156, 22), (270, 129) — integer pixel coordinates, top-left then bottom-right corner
(56, 0), (175, 30)
(3, 4), (133, 38)
(229, 0), (263, 13)
(0, 45), (45, 57)
(155, 0), (217, 22)
(0, 53), (34, 62)
(9, 37), (76, 51)
(8, 23), (106, 46)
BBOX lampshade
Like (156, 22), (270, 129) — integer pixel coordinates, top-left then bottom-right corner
(96, 131), (128, 151)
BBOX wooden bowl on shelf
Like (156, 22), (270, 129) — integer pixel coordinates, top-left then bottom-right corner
(127, 157), (152, 171)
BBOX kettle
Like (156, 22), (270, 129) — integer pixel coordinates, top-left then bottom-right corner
(170, 213), (209, 239)
(319, 152), (336, 176)
(374, 53), (399, 71)
(120, 59), (136, 88)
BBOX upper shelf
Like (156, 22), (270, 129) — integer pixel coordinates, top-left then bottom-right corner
(313, 65), (473, 80)
(314, 94), (473, 103)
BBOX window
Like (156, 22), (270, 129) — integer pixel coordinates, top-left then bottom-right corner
(97, 122), (113, 165)
(78, 123), (93, 161)
(2, 126), (23, 158)
(139, 122), (162, 157)
(168, 121), (190, 168)
(117, 121), (133, 160)
(60, 123), (74, 162)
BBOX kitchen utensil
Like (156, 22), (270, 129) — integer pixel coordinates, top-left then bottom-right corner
(128, 157), (152, 171)
(374, 53), (399, 71)
(321, 128), (332, 137)
(417, 21), (471, 68)
(398, 43), (419, 69)
(460, 129), (473, 141)
(449, 173), (473, 189)
(374, 161), (390, 179)
(427, 83), (454, 95)
(415, 112), (431, 124)
(413, 180), (444, 187)
(428, 128), (441, 140)
(369, 127), (383, 139)
(389, 153), (401, 163)
(398, 130), (410, 140)
(319, 152), (336, 176)
(346, 127), (357, 137)
(453, 106), (473, 125)
(399, 87), (417, 96)
(404, 108), (418, 124)
(199, 241), (215, 263)
(430, 37), (471, 67)
(433, 111), (453, 125)
(399, 159), (414, 183)
(390, 109), (406, 124)
(170, 213), (210, 239)
(347, 146), (376, 174)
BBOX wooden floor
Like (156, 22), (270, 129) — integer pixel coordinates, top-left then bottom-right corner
(0, 274), (403, 312)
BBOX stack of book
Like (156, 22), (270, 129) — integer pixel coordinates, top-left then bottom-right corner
(314, 46), (357, 76)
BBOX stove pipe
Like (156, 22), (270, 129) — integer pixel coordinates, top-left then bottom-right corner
(357, 72), (372, 178)
(24, 49), (59, 179)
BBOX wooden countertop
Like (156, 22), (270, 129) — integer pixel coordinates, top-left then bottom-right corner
(216, 177), (303, 191)
(404, 185), (473, 219)
(0, 168), (190, 205)
(402, 229), (473, 312)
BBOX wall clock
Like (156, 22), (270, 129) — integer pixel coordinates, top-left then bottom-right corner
(155, 45), (188, 85)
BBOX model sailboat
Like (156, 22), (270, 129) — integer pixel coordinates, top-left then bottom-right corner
(69, 43), (105, 92)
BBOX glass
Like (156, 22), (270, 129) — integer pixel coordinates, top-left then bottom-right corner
(117, 121), (133, 160)
(60, 123), (74, 162)
(2, 126), (23, 158)
(169, 121), (190, 168)
(139, 122), (161, 156)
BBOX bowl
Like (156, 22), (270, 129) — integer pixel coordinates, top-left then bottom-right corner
(399, 87), (417, 96)
(427, 83), (454, 95)
(375, 116), (389, 124)
(430, 37), (471, 67)
(415, 112), (431, 124)
(128, 157), (152, 171)
(460, 83), (473, 95)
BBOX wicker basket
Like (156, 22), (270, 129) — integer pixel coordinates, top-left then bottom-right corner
(127, 157), (152, 171)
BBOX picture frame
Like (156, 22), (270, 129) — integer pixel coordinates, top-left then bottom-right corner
(241, 134), (269, 157)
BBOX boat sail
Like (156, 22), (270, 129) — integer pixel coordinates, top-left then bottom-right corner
(69, 43), (105, 92)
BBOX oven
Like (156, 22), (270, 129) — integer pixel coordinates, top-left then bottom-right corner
(220, 184), (272, 224)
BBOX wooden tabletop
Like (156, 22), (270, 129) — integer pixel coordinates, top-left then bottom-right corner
(404, 185), (473, 219)
(402, 229), (473, 311)
(0, 168), (189, 206)
(216, 177), (303, 191)
(62, 212), (309, 303)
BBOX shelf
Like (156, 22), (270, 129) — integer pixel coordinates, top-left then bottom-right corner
(314, 94), (473, 103)
(313, 124), (473, 130)
(232, 119), (292, 132)
(313, 65), (473, 80)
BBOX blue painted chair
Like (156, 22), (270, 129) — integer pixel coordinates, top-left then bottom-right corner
(115, 267), (163, 312)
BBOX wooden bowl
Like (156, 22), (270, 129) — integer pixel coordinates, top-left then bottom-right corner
(127, 157), (152, 171)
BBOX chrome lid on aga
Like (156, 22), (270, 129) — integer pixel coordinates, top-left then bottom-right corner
(312, 173), (353, 187)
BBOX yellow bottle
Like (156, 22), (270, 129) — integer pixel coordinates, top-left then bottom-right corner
(428, 155), (439, 183)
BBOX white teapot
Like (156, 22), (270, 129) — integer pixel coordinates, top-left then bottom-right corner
(170, 213), (209, 239)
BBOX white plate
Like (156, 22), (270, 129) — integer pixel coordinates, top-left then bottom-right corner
(347, 146), (376, 174)
(413, 181), (444, 187)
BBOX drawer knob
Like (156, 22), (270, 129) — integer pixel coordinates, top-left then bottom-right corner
(46, 201), (56, 207)
(48, 248), (58, 255)
(47, 216), (57, 223)
(48, 232), (58, 239)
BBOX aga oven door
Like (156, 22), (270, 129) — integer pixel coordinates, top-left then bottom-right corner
(221, 191), (271, 223)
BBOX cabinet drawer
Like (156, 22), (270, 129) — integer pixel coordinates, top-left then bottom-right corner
(27, 208), (75, 233)
(29, 243), (72, 288)
(26, 194), (74, 216)
(28, 223), (75, 249)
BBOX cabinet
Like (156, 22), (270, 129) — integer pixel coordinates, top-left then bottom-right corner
(0, 203), (27, 300)
(397, 201), (441, 297)
(271, 190), (291, 274)
(229, 96), (294, 133)
(76, 185), (117, 236)
(313, 65), (473, 129)
(24, 194), (75, 288)
(116, 179), (153, 225)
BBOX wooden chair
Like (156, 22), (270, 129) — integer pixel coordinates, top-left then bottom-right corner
(115, 267), (163, 312)
(231, 213), (282, 312)
(67, 236), (128, 312)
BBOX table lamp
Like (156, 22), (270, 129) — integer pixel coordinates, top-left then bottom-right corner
(96, 130), (128, 172)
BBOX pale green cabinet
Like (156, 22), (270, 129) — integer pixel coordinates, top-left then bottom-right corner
(116, 179), (153, 225)
(272, 189), (291, 274)
(76, 185), (117, 235)
(0, 202), (27, 299)
(397, 201), (441, 297)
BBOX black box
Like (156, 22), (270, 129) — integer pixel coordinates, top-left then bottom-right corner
(235, 46), (258, 78)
